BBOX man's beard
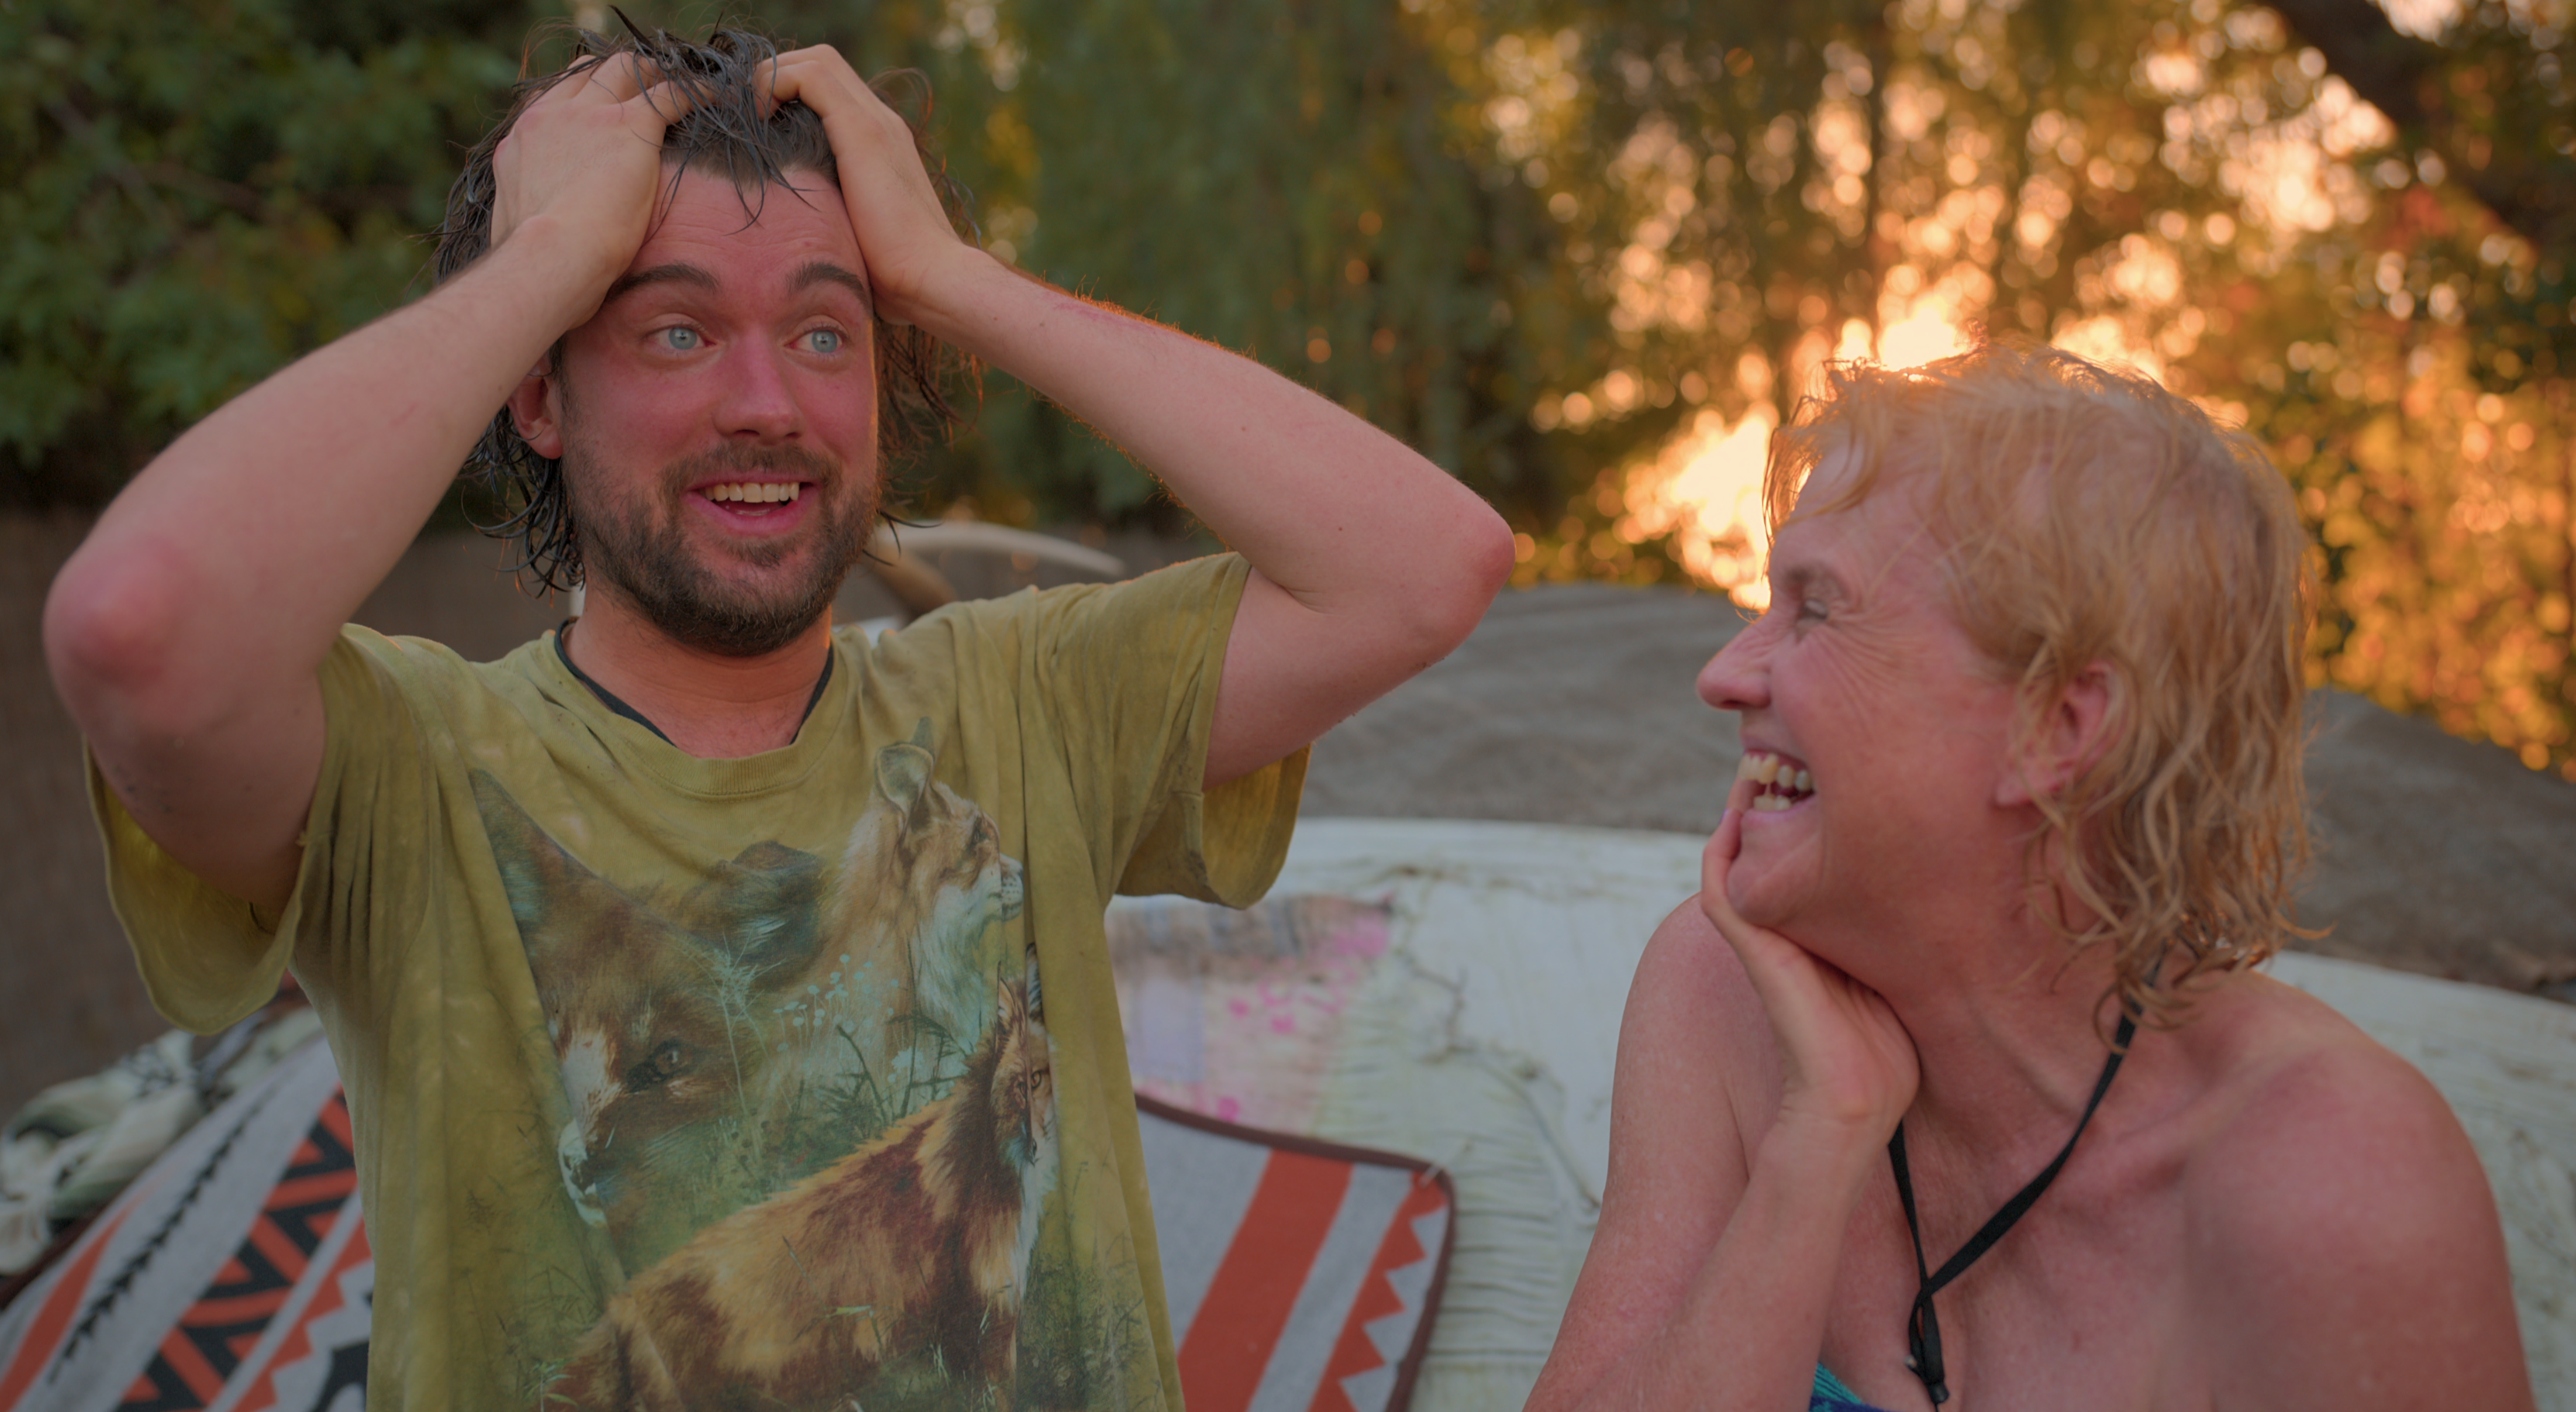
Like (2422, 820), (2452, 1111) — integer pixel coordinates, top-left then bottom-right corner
(566, 439), (877, 659)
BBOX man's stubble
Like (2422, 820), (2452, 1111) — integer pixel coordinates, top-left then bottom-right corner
(560, 422), (879, 660)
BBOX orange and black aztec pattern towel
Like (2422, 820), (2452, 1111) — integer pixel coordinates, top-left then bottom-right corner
(0, 1038), (368, 1411)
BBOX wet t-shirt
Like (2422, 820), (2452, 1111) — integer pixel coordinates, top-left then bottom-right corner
(90, 554), (1305, 1412)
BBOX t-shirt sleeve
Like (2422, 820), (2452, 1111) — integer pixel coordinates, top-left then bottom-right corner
(984, 553), (1305, 907)
(90, 627), (436, 1035)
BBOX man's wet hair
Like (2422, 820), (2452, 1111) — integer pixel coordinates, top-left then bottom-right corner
(433, 21), (978, 594)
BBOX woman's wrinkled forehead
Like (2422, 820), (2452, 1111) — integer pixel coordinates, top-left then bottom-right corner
(1783, 432), (1940, 530)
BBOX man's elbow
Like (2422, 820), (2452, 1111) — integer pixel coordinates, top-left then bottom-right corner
(1414, 496), (1515, 653)
(44, 546), (201, 739)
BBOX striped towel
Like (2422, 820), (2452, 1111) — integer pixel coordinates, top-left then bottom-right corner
(1140, 1097), (1454, 1412)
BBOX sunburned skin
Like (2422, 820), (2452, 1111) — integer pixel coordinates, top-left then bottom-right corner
(1733, 749), (1814, 812)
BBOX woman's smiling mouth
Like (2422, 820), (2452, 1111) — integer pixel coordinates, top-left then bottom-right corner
(1736, 749), (1815, 811)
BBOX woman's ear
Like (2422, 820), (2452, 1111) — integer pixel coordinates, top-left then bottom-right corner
(506, 360), (565, 459)
(1999, 660), (2118, 808)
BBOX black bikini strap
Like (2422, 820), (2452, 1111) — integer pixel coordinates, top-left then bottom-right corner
(1889, 1004), (2139, 1407)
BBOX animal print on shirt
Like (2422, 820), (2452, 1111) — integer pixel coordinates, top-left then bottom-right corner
(473, 719), (1050, 1401)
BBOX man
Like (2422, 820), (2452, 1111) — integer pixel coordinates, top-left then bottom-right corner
(44, 26), (1510, 1410)
(1526, 345), (2531, 1410)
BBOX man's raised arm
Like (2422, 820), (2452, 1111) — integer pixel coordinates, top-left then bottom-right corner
(43, 60), (685, 911)
(770, 52), (1515, 787)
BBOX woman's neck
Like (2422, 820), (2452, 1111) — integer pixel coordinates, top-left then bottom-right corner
(1872, 914), (2140, 1166)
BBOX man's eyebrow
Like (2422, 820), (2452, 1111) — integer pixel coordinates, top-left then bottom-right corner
(789, 260), (871, 309)
(601, 263), (718, 307)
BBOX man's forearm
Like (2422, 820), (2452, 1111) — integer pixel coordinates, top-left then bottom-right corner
(912, 250), (1510, 782)
(50, 219), (605, 732)
(914, 252), (1507, 619)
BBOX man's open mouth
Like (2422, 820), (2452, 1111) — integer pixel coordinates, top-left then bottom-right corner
(1735, 749), (1815, 812)
(700, 480), (803, 509)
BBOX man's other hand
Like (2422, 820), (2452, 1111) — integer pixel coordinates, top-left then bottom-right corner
(762, 47), (978, 325)
(489, 53), (698, 315)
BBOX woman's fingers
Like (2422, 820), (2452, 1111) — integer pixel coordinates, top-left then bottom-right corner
(1698, 773), (1754, 931)
(1698, 766), (1918, 1138)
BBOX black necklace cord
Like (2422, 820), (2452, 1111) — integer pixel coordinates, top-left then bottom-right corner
(1888, 1004), (2140, 1407)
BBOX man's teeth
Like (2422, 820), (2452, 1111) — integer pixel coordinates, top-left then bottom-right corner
(705, 482), (802, 504)
(1733, 750), (1814, 811)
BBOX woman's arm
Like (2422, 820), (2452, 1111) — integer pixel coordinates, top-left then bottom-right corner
(1531, 796), (1921, 1412)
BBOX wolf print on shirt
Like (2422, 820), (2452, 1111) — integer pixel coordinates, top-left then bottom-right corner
(548, 967), (1057, 1409)
(474, 773), (824, 1259)
(471, 719), (1057, 1405)
(809, 718), (1028, 1093)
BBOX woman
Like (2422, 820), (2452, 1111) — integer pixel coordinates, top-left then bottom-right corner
(1529, 345), (2533, 1411)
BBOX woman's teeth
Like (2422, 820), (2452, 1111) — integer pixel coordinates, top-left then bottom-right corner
(705, 481), (801, 504)
(1734, 750), (1815, 812)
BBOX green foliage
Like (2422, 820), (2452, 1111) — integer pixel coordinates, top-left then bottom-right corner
(0, 0), (521, 503)
(8, 0), (2574, 770)
(659, 0), (1629, 529)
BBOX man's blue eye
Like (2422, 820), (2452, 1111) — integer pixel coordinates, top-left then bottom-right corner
(805, 329), (843, 355)
(660, 327), (702, 351)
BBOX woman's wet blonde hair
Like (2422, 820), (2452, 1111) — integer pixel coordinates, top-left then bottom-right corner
(1764, 340), (2313, 1025)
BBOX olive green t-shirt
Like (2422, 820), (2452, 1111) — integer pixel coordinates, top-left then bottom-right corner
(90, 553), (1305, 1411)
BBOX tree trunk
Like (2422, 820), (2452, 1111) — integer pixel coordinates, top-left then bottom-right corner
(2263, 0), (2576, 249)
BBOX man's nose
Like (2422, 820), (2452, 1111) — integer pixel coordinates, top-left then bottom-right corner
(714, 345), (802, 441)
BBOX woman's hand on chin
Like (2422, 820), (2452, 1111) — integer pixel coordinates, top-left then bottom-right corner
(1702, 777), (1920, 1152)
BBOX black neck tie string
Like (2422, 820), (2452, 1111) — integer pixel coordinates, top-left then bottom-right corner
(1887, 1004), (2140, 1407)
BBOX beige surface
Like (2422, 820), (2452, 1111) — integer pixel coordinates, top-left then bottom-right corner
(1273, 818), (2576, 1412)
(1303, 582), (2576, 999)
(10, 537), (2574, 1100)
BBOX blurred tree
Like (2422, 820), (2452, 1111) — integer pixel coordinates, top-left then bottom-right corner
(1427, 0), (2576, 774)
(6, 0), (2571, 774)
(2273, 0), (2576, 250)
(0, 0), (523, 505)
(715, 0), (1643, 536)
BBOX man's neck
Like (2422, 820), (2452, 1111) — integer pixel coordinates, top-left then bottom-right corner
(560, 594), (835, 759)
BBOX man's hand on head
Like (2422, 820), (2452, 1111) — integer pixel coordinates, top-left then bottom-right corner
(763, 47), (981, 326)
(489, 53), (699, 315)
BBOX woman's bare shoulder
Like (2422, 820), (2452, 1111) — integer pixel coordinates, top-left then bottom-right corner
(2170, 970), (2478, 1214)
(2166, 971), (2534, 1407)
(2171, 969), (2458, 1159)
(1623, 898), (1782, 1106)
